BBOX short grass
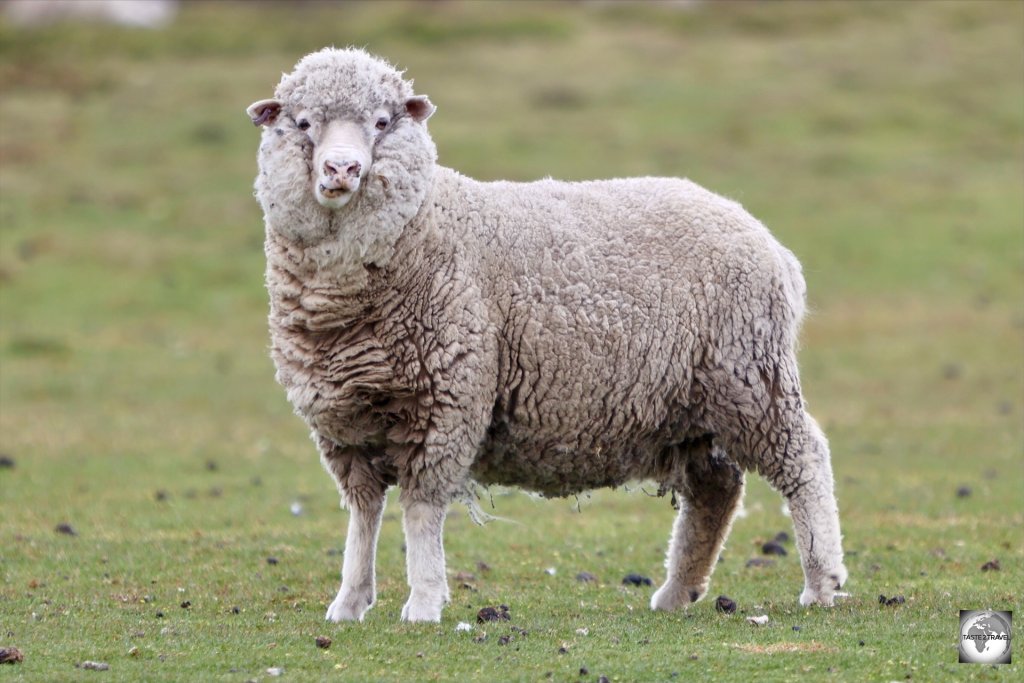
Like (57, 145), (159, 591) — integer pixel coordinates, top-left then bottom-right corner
(1, 1), (1021, 681)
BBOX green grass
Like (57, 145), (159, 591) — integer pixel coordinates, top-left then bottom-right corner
(1, 1), (1021, 681)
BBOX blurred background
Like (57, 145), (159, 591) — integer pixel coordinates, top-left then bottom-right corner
(0, 0), (1021, 677)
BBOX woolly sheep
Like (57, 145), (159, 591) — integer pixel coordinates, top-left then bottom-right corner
(246, 47), (847, 623)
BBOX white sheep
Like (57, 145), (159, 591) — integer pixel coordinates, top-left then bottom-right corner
(247, 47), (847, 623)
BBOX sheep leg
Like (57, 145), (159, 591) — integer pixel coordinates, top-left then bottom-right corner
(399, 498), (450, 622)
(763, 411), (847, 606)
(651, 447), (745, 611)
(325, 489), (386, 622)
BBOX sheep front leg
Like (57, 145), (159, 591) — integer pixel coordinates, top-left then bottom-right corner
(651, 447), (745, 611)
(399, 498), (450, 622)
(325, 489), (386, 622)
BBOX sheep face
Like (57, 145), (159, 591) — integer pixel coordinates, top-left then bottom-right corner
(248, 48), (436, 213)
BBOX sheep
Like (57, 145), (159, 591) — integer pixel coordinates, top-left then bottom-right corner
(247, 47), (847, 623)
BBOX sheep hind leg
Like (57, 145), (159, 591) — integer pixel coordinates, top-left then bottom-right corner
(651, 445), (745, 612)
(762, 411), (847, 606)
(325, 486), (386, 622)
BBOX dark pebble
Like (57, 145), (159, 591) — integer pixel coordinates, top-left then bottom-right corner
(0, 646), (24, 664)
(792, 625), (802, 632)
(580, 667), (589, 675)
(497, 635), (511, 646)
(773, 531), (790, 544)
(956, 486), (972, 498)
(558, 646), (568, 654)
(315, 635), (332, 649)
(715, 596), (737, 614)
(761, 541), (787, 556)
(859, 640), (865, 647)
(598, 676), (610, 683)
(155, 611), (164, 618)
(476, 605), (510, 623)
(981, 559), (1001, 572)
(621, 573), (653, 587)
(266, 557), (279, 565)
(154, 490), (169, 502)
(54, 523), (77, 536)
(878, 594), (905, 606)
(180, 601), (191, 609)
(576, 571), (598, 583)
(746, 557), (776, 568)
(0, 455), (15, 469)
(205, 460), (218, 471)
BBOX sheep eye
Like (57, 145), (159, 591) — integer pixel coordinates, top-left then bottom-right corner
(297, 119), (311, 131)
(375, 116), (390, 131)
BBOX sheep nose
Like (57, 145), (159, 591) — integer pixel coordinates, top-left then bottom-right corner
(323, 159), (361, 179)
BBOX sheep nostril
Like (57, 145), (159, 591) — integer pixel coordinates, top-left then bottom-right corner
(345, 161), (361, 178)
(323, 160), (339, 177)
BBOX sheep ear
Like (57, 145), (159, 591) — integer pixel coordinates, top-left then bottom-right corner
(247, 98), (282, 127)
(405, 95), (435, 122)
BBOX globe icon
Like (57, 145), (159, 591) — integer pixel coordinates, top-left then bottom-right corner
(960, 611), (1012, 664)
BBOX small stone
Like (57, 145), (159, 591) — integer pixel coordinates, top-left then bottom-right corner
(580, 666), (589, 675)
(621, 573), (653, 587)
(155, 611), (164, 618)
(746, 615), (769, 626)
(290, 502), (303, 516)
(0, 455), (15, 469)
(575, 627), (589, 636)
(773, 531), (790, 543)
(77, 661), (110, 671)
(266, 557), (279, 565)
(231, 606), (240, 614)
(455, 622), (473, 633)
(859, 640), (865, 647)
(558, 646), (568, 654)
(205, 460), (218, 471)
(598, 676), (610, 683)
(715, 596), (737, 614)
(180, 601), (191, 609)
(315, 635), (332, 649)
(266, 667), (283, 677)
(956, 486), (972, 498)
(476, 605), (510, 623)
(761, 541), (787, 556)
(154, 490), (169, 502)
(0, 647), (24, 664)
(544, 567), (557, 576)
(54, 523), (77, 536)
(128, 647), (139, 657)
(981, 559), (1001, 572)
(745, 557), (776, 568)
(575, 571), (598, 583)
(792, 625), (802, 632)
(497, 635), (511, 646)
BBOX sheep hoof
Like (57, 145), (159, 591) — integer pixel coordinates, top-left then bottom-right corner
(325, 588), (374, 622)
(798, 564), (848, 607)
(400, 592), (444, 623)
(650, 581), (706, 612)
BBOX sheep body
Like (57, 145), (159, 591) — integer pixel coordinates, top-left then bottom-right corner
(252, 48), (846, 623)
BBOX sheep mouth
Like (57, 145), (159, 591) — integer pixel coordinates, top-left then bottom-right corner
(315, 179), (360, 208)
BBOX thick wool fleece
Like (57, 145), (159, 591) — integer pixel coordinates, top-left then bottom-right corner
(252, 48), (846, 622)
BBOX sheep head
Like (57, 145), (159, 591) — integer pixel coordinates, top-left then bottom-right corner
(248, 47), (436, 213)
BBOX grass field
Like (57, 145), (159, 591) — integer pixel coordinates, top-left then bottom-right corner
(1, 1), (1022, 681)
